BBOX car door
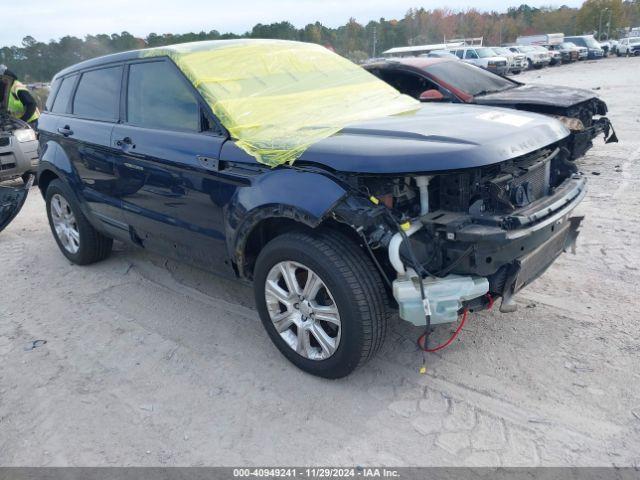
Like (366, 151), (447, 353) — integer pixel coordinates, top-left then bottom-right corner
(112, 58), (237, 274)
(55, 65), (127, 231)
(464, 49), (479, 66)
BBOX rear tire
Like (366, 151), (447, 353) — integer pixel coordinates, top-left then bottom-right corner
(45, 179), (113, 265)
(253, 230), (389, 378)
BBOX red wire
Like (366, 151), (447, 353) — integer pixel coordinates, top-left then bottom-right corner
(418, 309), (468, 353)
(486, 293), (494, 310)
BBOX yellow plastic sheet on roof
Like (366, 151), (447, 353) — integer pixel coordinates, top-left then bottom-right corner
(144, 40), (419, 166)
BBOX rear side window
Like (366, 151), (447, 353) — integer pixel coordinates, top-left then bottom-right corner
(51, 75), (77, 114)
(73, 66), (122, 121)
(126, 61), (200, 132)
(45, 78), (62, 111)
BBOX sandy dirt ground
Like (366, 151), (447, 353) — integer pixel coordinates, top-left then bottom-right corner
(1, 56), (639, 467)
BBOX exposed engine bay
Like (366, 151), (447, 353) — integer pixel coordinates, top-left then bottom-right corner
(333, 144), (584, 326)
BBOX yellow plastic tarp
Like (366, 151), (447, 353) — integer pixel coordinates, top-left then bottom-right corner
(144, 40), (419, 166)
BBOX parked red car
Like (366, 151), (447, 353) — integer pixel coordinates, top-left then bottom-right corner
(365, 57), (617, 159)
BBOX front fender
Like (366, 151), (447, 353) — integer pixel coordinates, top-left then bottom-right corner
(226, 168), (347, 273)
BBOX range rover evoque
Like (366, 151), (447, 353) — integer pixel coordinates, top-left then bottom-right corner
(38, 40), (585, 378)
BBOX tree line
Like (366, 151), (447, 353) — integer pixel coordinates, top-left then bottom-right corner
(2, 0), (639, 82)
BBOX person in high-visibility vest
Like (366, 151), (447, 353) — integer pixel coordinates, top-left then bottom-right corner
(0, 65), (40, 129)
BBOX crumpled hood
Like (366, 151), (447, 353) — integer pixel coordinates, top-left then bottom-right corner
(474, 84), (603, 109)
(295, 103), (569, 174)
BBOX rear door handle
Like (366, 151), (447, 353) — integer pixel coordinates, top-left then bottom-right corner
(57, 126), (73, 137)
(116, 136), (135, 148)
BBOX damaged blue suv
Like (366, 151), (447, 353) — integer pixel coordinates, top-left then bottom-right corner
(38, 40), (585, 377)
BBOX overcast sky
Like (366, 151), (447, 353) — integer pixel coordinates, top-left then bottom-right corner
(1, 0), (583, 47)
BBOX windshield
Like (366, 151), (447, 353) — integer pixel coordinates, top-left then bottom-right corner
(518, 46), (535, 52)
(630, 38), (640, 45)
(144, 40), (419, 166)
(492, 47), (510, 55)
(476, 47), (498, 58)
(561, 42), (576, 49)
(584, 37), (601, 48)
(424, 60), (517, 96)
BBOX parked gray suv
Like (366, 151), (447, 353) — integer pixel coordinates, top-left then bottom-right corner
(0, 74), (39, 183)
(1, 73), (38, 233)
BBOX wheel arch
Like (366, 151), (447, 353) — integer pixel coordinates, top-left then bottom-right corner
(37, 168), (59, 197)
(237, 209), (368, 280)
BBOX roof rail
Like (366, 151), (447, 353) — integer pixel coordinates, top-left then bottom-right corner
(446, 36), (484, 46)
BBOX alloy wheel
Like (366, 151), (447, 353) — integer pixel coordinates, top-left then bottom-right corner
(264, 261), (341, 360)
(50, 193), (80, 254)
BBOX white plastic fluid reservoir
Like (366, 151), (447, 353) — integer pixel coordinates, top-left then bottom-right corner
(393, 274), (489, 326)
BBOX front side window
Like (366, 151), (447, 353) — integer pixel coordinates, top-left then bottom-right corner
(476, 48), (497, 58)
(584, 37), (601, 48)
(73, 66), (122, 121)
(126, 61), (200, 132)
(465, 50), (479, 59)
(51, 75), (77, 114)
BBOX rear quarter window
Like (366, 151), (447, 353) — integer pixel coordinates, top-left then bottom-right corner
(50, 75), (77, 114)
(45, 78), (62, 112)
(73, 66), (122, 121)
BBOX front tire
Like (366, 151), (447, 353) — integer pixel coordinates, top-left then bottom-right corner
(253, 230), (389, 378)
(45, 179), (113, 265)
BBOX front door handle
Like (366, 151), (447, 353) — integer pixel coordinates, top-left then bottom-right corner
(57, 126), (74, 137)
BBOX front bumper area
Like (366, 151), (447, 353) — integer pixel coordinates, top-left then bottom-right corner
(487, 65), (509, 75)
(0, 135), (39, 181)
(400, 175), (586, 319)
(569, 116), (617, 159)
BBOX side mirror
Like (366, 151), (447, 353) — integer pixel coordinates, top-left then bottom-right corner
(419, 89), (445, 102)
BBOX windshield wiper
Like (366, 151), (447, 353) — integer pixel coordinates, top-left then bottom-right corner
(475, 85), (517, 96)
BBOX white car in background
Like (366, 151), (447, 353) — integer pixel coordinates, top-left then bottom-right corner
(617, 37), (640, 56)
(491, 46), (526, 74)
(508, 45), (550, 69)
(535, 45), (562, 65)
(449, 47), (509, 75)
